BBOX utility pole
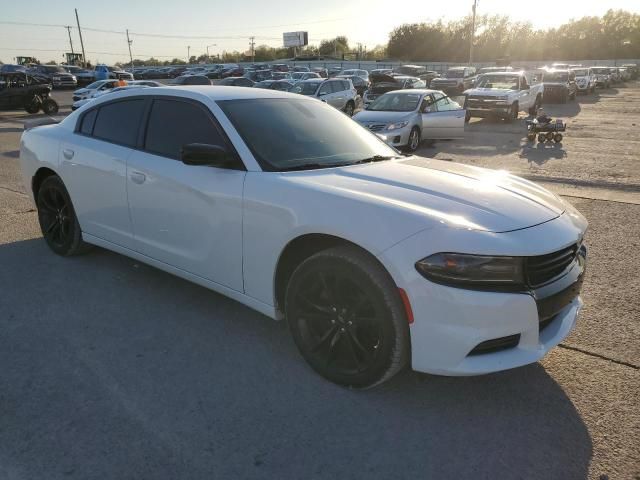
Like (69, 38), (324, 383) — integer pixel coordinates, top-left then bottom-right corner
(469, 0), (477, 65)
(65, 26), (75, 55)
(187, 45), (190, 64)
(75, 9), (87, 67)
(249, 36), (255, 63)
(126, 29), (134, 72)
(206, 43), (217, 62)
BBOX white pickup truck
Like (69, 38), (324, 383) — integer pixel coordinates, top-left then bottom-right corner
(463, 71), (543, 122)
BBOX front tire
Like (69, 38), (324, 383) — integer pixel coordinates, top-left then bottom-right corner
(406, 127), (421, 152)
(36, 176), (90, 256)
(285, 246), (410, 388)
(42, 98), (59, 115)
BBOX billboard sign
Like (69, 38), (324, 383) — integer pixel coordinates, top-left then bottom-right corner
(283, 31), (308, 48)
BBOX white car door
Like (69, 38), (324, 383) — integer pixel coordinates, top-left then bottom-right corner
(420, 93), (466, 139)
(60, 98), (145, 249)
(126, 97), (246, 291)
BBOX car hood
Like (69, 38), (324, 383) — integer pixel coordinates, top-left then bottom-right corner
(353, 110), (416, 124)
(289, 157), (565, 233)
(464, 87), (516, 96)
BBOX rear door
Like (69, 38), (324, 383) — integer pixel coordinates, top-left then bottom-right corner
(126, 97), (245, 291)
(421, 93), (465, 139)
(61, 98), (145, 249)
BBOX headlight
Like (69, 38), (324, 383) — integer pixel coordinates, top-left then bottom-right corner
(386, 121), (409, 130)
(415, 253), (525, 289)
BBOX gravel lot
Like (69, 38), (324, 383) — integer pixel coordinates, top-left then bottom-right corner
(0, 83), (638, 479)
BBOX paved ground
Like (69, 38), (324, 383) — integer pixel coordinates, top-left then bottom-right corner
(0, 84), (638, 479)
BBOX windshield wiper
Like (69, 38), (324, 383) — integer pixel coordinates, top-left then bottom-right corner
(352, 155), (399, 165)
(280, 162), (351, 171)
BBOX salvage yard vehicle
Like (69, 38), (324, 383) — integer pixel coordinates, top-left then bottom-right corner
(0, 71), (59, 114)
(591, 67), (612, 89)
(353, 89), (465, 151)
(430, 66), (477, 94)
(464, 71), (543, 121)
(363, 73), (426, 107)
(217, 77), (256, 87)
(62, 65), (95, 86)
(19, 86), (588, 388)
(571, 67), (595, 94)
(289, 78), (358, 116)
(541, 69), (577, 103)
(169, 75), (211, 86)
(71, 85), (149, 111)
(392, 65), (439, 86)
(73, 79), (120, 102)
(29, 64), (77, 89)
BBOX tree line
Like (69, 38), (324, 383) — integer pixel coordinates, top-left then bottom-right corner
(388, 9), (640, 62)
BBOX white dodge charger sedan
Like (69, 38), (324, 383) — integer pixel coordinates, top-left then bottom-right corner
(19, 86), (587, 388)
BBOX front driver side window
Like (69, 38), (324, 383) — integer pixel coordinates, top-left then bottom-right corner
(144, 99), (229, 162)
(433, 95), (461, 112)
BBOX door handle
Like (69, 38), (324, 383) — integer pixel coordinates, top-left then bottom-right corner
(130, 171), (146, 184)
(62, 148), (74, 160)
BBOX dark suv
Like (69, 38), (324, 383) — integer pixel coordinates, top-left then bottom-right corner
(29, 65), (77, 88)
(541, 69), (577, 103)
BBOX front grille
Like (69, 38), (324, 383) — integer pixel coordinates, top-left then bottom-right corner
(526, 244), (578, 288)
(468, 334), (521, 355)
(366, 123), (386, 132)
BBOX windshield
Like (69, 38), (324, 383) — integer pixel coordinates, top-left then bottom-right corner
(592, 68), (610, 74)
(289, 82), (320, 95)
(573, 69), (589, 77)
(85, 80), (108, 89)
(218, 98), (397, 171)
(43, 66), (66, 73)
(475, 74), (520, 89)
(445, 69), (464, 78)
(368, 92), (422, 112)
(394, 66), (419, 75)
(544, 72), (568, 82)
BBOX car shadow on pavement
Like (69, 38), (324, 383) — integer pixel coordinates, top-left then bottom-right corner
(519, 141), (567, 165)
(541, 101), (581, 118)
(0, 238), (592, 479)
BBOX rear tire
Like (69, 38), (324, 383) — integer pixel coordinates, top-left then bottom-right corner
(285, 246), (410, 388)
(36, 176), (91, 256)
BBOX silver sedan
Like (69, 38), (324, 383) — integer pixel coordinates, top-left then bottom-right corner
(352, 89), (466, 152)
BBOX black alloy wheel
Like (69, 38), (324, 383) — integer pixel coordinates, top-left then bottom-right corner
(36, 176), (90, 256)
(286, 246), (409, 388)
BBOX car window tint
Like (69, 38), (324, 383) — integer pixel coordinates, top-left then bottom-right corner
(79, 109), (97, 135)
(92, 99), (145, 147)
(145, 99), (225, 160)
(341, 81), (350, 91)
(318, 82), (332, 95)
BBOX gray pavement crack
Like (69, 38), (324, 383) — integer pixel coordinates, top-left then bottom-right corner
(0, 186), (28, 196)
(559, 343), (640, 370)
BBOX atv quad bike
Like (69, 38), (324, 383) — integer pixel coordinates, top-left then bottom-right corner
(526, 118), (566, 143)
(0, 72), (59, 115)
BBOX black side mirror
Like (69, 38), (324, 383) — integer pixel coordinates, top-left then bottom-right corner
(181, 143), (233, 167)
(521, 84), (530, 90)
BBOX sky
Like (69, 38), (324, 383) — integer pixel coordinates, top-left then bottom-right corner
(1, 0), (639, 64)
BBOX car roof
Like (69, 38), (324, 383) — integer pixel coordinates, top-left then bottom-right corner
(478, 71), (523, 76)
(381, 88), (441, 95)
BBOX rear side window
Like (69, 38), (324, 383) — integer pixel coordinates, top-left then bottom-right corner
(144, 99), (226, 160)
(79, 109), (97, 135)
(92, 99), (145, 147)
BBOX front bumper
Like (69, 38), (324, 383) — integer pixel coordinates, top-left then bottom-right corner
(378, 210), (587, 375)
(52, 78), (78, 88)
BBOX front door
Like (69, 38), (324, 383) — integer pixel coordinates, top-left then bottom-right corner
(126, 97), (245, 291)
(421, 93), (466, 139)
